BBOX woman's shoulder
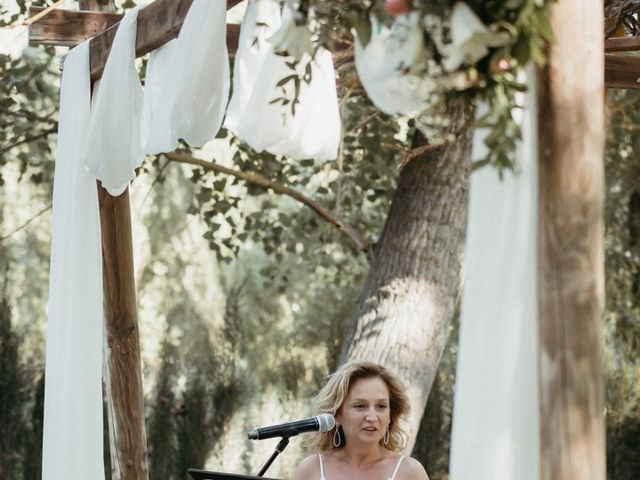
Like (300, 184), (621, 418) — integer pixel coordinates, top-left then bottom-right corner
(397, 456), (429, 480)
(290, 454), (321, 480)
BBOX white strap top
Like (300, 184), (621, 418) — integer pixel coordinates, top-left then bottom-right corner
(318, 454), (406, 480)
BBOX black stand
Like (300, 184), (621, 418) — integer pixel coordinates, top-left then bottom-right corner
(256, 436), (290, 477)
(188, 470), (280, 480)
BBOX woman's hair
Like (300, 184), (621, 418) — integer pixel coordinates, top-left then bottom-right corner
(304, 360), (410, 453)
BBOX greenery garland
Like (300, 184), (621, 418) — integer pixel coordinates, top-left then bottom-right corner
(283, 0), (558, 172)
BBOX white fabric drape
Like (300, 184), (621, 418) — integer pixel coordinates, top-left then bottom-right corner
(449, 69), (539, 480)
(354, 13), (432, 116)
(142, 0), (230, 153)
(43, 3), (342, 477)
(225, 0), (341, 161)
(42, 41), (105, 480)
(168, 0), (230, 147)
(83, 6), (145, 196)
(224, 0), (281, 135)
(141, 38), (178, 154)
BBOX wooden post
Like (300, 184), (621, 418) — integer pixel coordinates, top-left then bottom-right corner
(537, 1), (606, 479)
(78, 1), (149, 479)
(98, 186), (148, 480)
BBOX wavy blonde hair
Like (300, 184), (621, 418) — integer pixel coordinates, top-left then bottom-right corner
(304, 361), (410, 453)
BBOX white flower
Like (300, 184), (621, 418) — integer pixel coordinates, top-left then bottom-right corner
(435, 2), (510, 72)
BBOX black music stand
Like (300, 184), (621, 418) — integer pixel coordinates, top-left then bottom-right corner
(188, 469), (281, 480)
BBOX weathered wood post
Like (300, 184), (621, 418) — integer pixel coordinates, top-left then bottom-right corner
(79, 1), (149, 479)
(537, 0), (606, 479)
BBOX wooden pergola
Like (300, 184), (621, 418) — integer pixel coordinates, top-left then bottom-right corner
(27, 0), (630, 478)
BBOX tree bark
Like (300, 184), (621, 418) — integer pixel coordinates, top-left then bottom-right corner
(537, 0), (606, 479)
(340, 99), (472, 452)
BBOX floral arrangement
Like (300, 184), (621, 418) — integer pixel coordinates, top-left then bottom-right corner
(271, 0), (557, 171)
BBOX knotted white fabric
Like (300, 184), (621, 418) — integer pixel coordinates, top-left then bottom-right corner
(449, 68), (539, 480)
(43, 41), (105, 480)
(83, 5), (145, 196)
(225, 0), (341, 161)
(354, 13), (433, 116)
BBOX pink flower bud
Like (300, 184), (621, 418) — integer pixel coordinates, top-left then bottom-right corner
(384, 0), (412, 16)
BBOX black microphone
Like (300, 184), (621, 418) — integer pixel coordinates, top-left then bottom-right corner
(247, 413), (335, 440)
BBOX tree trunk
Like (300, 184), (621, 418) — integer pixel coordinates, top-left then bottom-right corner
(537, 0), (606, 478)
(340, 99), (472, 452)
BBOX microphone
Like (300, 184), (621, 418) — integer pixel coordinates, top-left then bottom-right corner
(247, 413), (335, 440)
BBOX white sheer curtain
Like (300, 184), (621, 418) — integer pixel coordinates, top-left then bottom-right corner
(449, 68), (539, 480)
(42, 41), (105, 480)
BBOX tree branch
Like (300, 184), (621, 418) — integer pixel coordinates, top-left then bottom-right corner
(0, 128), (57, 156)
(0, 203), (52, 242)
(138, 156), (170, 213)
(164, 152), (371, 254)
(348, 111), (380, 133)
(397, 141), (444, 171)
(0, 108), (58, 124)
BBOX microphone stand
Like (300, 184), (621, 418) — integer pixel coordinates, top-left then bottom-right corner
(256, 433), (293, 477)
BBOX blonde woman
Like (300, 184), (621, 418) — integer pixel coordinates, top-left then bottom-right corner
(291, 361), (429, 480)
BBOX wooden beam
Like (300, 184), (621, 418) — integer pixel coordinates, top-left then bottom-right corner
(88, 0), (242, 82)
(28, 0), (243, 82)
(537, 0), (606, 479)
(28, 6), (123, 47)
(605, 53), (640, 89)
(76, 1), (149, 478)
(605, 36), (640, 52)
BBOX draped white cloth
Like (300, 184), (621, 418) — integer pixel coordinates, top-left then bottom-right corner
(168, 0), (230, 147)
(141, 38), (178, 154)
(224, 0), (281, 135)
(225, 0), (341, 161)
(42, 3), (340, 477)
(449, 69), (539, 480)
(354, 13), (432, 116)
(84, 6), (145, 196)
(142, 0), (230, 153)
(43, 41), (105, 480)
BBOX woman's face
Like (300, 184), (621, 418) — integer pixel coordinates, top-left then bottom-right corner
(336, 376), (391, 447)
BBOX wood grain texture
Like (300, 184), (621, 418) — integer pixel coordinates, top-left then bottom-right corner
(605, 54), (640, 89)
(605, 36), (640, 52)
(28, 7), (123, 47)
(98, 185), (149, 480)
(537, 1), (606, 479)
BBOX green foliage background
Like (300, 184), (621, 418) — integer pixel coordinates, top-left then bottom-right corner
(1, 1), (639, 479)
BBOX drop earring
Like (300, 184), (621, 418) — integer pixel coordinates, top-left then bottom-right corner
(333, 425), (342, 448)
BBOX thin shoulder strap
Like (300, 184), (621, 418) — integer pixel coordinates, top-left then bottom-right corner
(318, 453), (326, 480)
(389, 456), (406, 480)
